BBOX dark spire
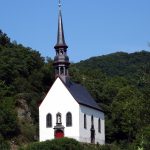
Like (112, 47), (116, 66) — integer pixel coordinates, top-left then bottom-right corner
(53, 0), (70, 83)
(54, 1), (68, 49)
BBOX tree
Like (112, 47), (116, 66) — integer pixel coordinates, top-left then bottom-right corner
(111, 86), (144, 143)
(0, 30), (11, 47)
(0, 97), (19, 139)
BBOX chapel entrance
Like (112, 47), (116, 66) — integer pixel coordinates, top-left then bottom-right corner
(54, 112), (65, 139)
(91, 123), (95, 144)
(55, 130), (64, 139)
(91, 127), (95, 143)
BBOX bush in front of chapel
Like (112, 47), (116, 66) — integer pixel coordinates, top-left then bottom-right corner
(19, 138), (83, 150)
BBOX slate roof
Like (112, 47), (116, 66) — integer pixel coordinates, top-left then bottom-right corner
(65, 81), (103, 111)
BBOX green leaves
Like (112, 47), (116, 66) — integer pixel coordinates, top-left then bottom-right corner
(0, 30), (52, 142)
(0, 29), (150, 148)
(0, 97), (19, 139)
(72, 51), (150, 147)
(0, 30), (11, 47)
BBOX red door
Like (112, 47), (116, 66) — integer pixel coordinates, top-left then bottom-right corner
(55, 130), (64, 139)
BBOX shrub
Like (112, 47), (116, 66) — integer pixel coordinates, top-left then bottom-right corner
(20, 138), (83, 150)
(82, 143), (120, 150)
(0, 136), (10, 150)
(19, 138), (123, 150)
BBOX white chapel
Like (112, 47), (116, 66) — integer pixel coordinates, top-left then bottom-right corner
(39, 1), (105, 144)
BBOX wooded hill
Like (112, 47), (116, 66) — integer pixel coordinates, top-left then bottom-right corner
(0, 30), (150, 149)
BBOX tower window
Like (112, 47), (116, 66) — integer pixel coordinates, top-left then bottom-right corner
(46, 113), (52, 128)
(66, 112), (72, 127)
(60, 67), (64, 75)
(84, 114), (87, 129)
(60, 49), (63, 55)
(98, 118), (101, 133)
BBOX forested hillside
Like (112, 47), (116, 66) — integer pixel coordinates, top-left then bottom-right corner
(75, 51), (150, 79)
(0, 30), (54, 149)
(71, 51), (150, 149)
(0, 30), (150, 149)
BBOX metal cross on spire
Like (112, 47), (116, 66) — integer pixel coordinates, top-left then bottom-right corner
(58, 0), (62, 8)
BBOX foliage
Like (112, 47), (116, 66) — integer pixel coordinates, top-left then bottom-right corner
(0, 97), (19, 139)
(135, 125), (150, 150)
(75, 51), (150, 80)
(71, 50), (150, 147)
(19, 138), (83, 150)
(0, 30), (11, 47)
(0, 29), (150, 149)
(0, 135), (10, 150)
(20, 138), (121, 150)
(82, 143), (121, 150)
(0, 30), (53, 143)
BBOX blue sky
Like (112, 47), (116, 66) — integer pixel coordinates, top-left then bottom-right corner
(0, 0), (150, 62)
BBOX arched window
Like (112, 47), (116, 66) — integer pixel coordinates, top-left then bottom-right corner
(56, 112), (62, 124)
(84, 114), (87, 129)
(46, 113), (52, 128)
(98, 118), (101, 133)
(66, 112), (72, 127)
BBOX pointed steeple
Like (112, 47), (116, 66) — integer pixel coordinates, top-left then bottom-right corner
(53, 0), (70, 83)
(54, 0), (68, 49)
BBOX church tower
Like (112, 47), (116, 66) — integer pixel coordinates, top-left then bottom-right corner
(53, 1), (70, 83)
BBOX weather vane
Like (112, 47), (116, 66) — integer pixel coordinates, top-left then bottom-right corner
(58, 0), (61, 8)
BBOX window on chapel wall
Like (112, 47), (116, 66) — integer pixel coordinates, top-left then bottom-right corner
(66, 112), (72, 127)
(98, 118), (101, 133)
(84, 114), (87, 129)
(46, 113), (52, 128)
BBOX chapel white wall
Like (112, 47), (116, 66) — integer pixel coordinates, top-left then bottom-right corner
(79, 105), (105, 144)
(39, 78), (80, 142)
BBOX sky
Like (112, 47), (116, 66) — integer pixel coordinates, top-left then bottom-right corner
(0, 0), (150, 62)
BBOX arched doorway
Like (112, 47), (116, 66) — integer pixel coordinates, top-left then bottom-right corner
(91, 116), (95, 144)
(55, 129), (64, 139)
(91, 127), (95, 144)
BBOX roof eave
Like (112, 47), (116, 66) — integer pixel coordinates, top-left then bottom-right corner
(79, 102), (104, 112)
